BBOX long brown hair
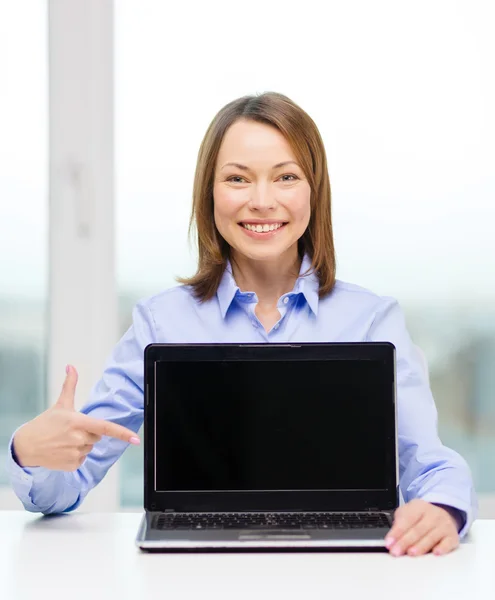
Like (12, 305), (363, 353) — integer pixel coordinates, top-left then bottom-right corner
(177, 91), (336, 300)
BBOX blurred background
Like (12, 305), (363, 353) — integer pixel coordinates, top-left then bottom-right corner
(1, 0), (494, 513)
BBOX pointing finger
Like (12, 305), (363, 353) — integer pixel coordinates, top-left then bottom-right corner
(75, 413), (140, 444)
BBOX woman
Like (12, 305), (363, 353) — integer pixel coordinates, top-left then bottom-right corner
(9, 92), (476, 556)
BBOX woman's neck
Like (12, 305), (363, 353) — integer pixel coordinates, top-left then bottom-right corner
(231, 248), (302, 310)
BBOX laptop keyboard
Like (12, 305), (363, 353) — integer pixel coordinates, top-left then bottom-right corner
(153, 512), (390, 531)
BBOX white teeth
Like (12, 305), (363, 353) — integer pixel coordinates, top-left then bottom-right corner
(243, 223), (284, 232)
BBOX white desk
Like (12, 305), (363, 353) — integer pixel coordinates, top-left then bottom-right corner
(1, 512), (494, 600)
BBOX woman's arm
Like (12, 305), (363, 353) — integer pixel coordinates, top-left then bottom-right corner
(366, 296), (478, 539)
(6, 300), (157, 514)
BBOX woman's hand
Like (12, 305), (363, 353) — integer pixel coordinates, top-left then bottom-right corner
(385, 499), (460, 557)
(12, 365), (140, 471)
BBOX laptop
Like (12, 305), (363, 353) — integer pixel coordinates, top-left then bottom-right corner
(136, 342), (398, 551)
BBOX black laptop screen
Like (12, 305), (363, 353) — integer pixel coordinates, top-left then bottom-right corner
(153, 359), (393, 492)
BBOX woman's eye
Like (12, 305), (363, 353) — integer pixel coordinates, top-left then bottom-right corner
(226, 174), (298, 183)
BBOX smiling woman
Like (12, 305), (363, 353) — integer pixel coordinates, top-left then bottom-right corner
(8, 90), (477, 558)
(214, 120), (311, 261)
(177, 93), (335, 307)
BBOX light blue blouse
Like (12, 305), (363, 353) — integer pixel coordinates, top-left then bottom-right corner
(6, 255), (477, 536)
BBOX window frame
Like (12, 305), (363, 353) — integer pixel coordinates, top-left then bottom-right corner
(46, 0), (118, 511)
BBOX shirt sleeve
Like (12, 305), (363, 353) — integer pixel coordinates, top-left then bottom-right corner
(5, 299), (157, 515)
(366, 296), (478, 539)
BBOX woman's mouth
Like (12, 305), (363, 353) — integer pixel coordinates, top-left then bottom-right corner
(239, 221), (287, 235)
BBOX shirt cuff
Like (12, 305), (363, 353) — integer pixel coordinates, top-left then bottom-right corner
(7, 426), (52, 484)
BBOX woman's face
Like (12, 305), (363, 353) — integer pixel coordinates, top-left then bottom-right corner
(213, 119), (311, 263)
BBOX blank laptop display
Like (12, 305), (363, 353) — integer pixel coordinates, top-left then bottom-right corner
(153, 358), (393, 495)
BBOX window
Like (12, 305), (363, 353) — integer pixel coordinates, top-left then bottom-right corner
(0, 4), (48, 487)
(115, 1), (495, 506)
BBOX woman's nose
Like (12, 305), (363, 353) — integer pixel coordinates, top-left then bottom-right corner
(249, 184), (275, 210)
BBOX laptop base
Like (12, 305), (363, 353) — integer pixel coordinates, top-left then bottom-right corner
(136, 512), (392, 551)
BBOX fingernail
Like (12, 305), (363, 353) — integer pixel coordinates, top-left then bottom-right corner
(434, 548), (443, 556)
(408, 547), (418, 556)
(66, 364), (71, 374)
(385, 537), (395, 548)
(129, 437), (140, 445)
(391, 545), (402, 556)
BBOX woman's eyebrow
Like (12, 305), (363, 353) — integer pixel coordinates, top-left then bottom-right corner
(220, 161), (300, 172)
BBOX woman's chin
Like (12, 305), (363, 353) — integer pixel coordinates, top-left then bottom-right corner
(231, 240), (297, 263)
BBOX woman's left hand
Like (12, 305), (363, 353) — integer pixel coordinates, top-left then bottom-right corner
(385, 499), (460, 556)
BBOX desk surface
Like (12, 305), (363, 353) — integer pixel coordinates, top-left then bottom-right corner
(1, 511), (494, 600)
